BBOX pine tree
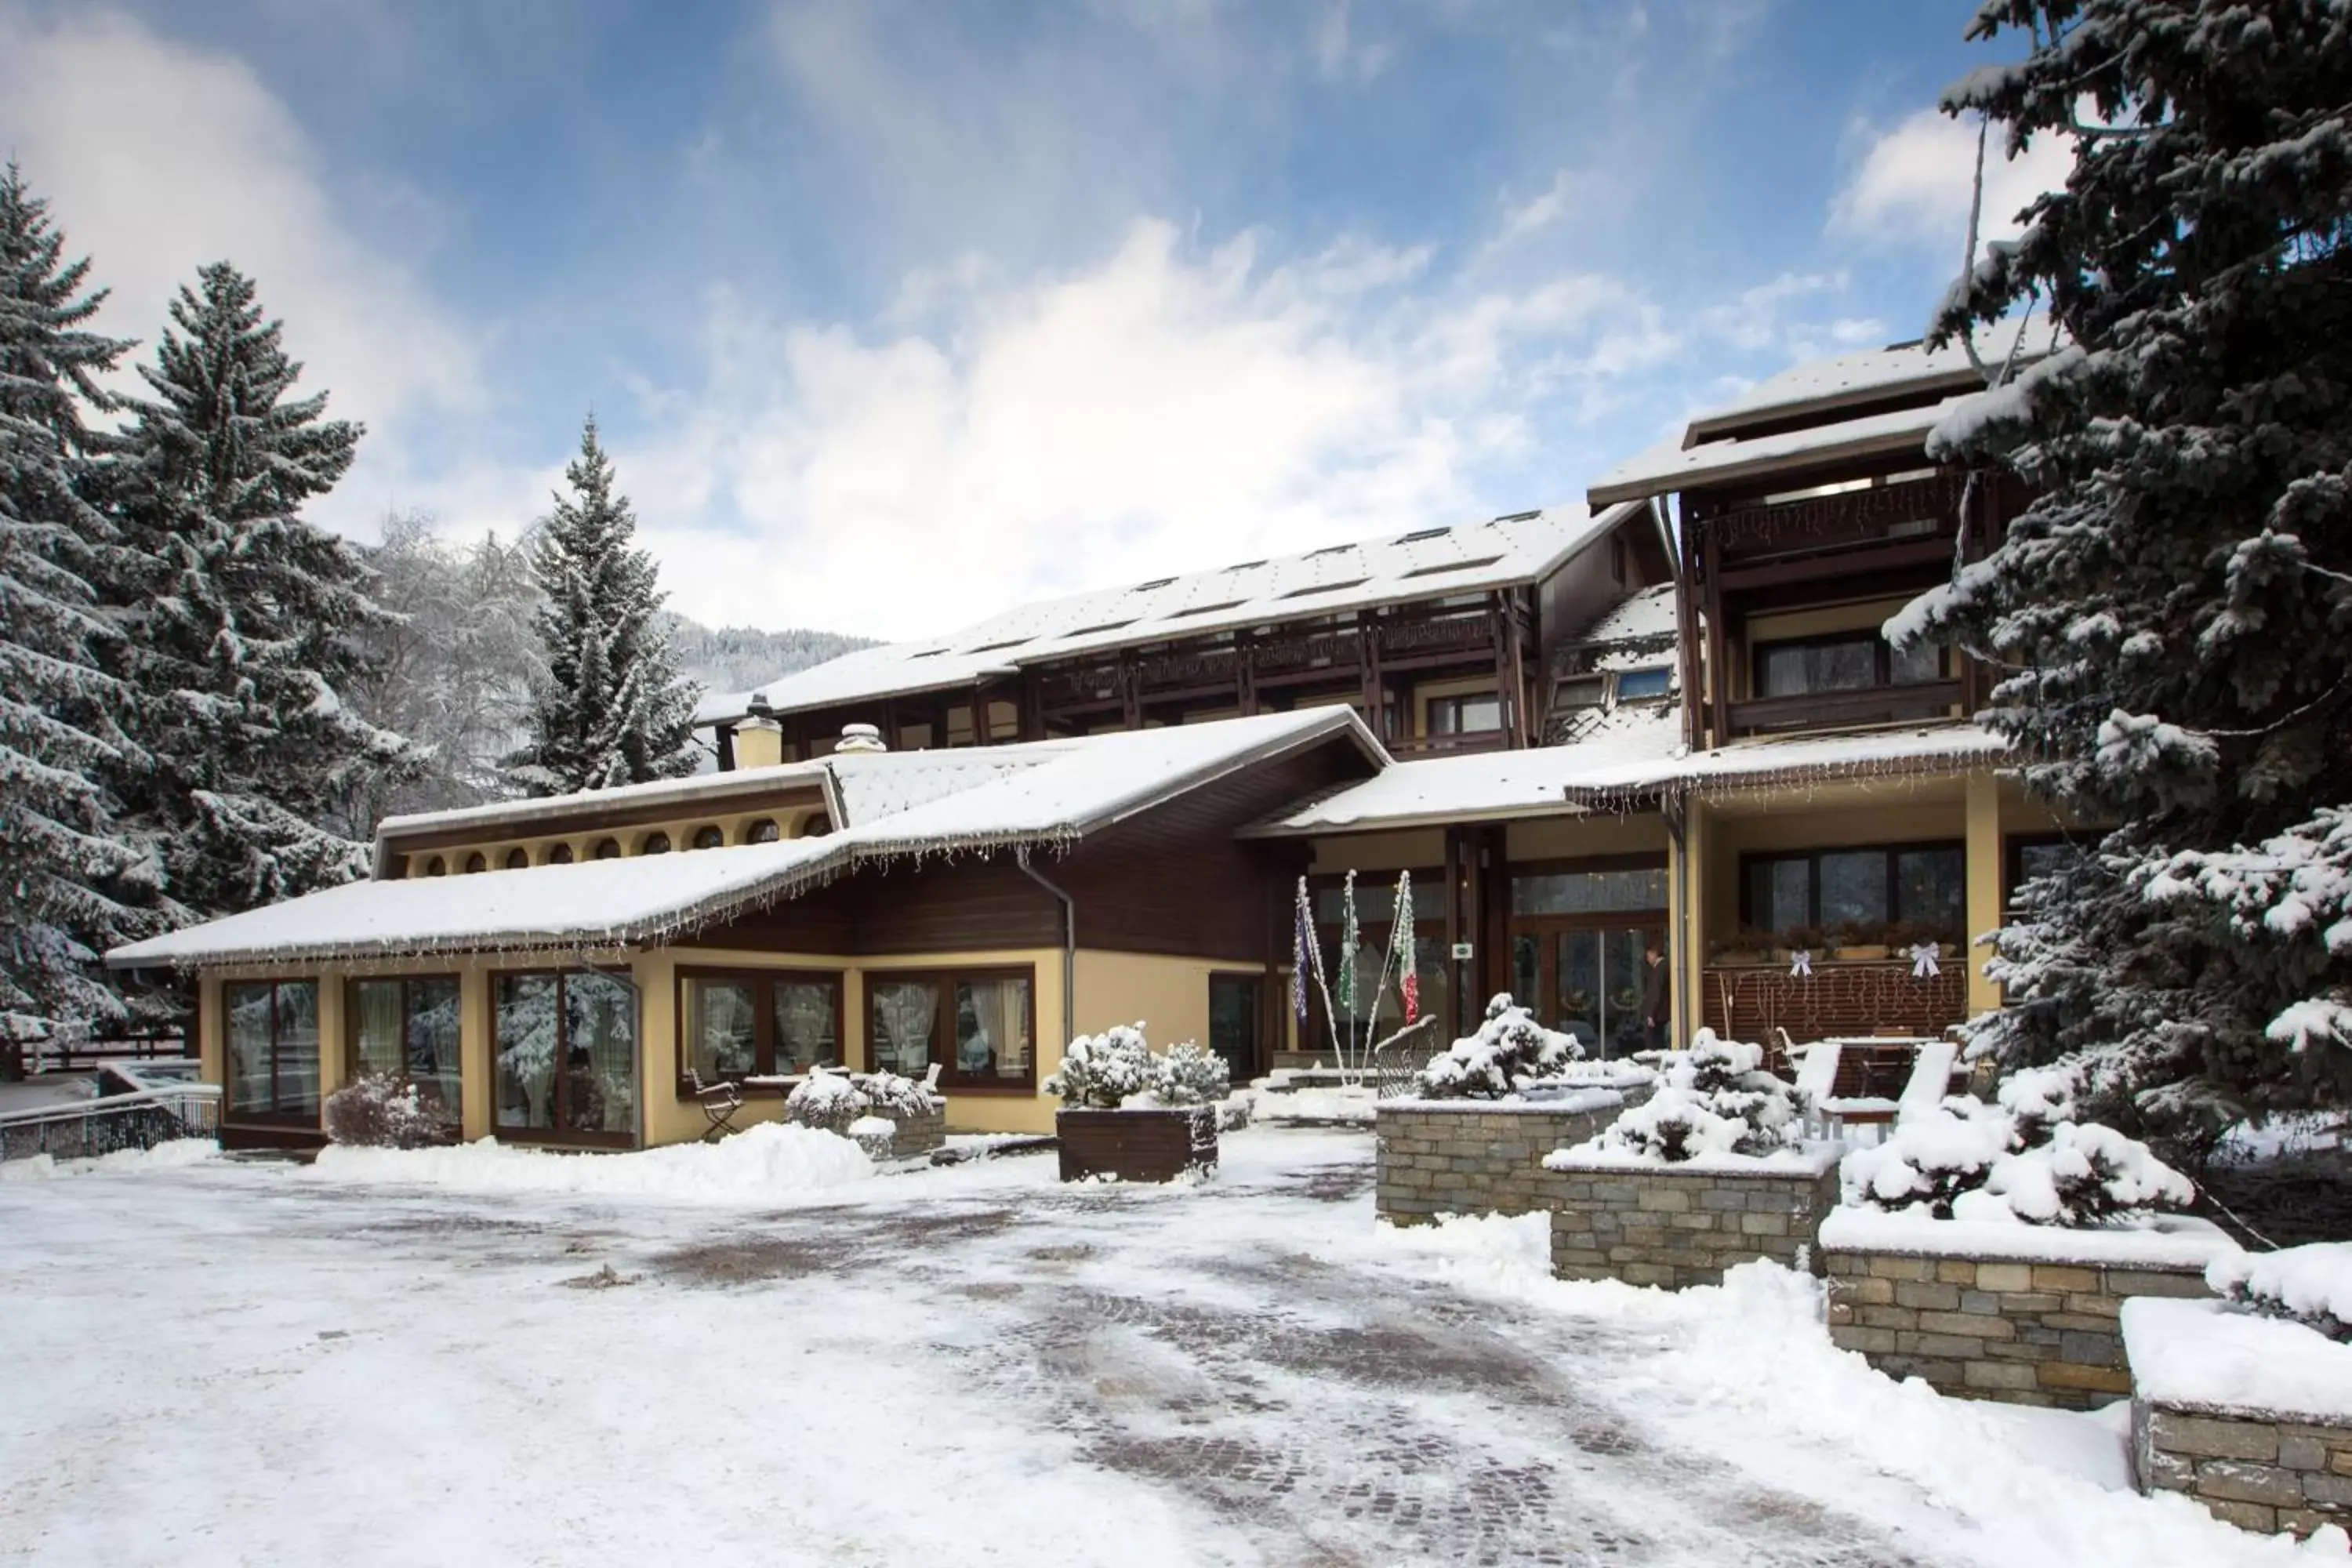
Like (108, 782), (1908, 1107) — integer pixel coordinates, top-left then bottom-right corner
(106, 261), (412, 924)
(0, 164), (146, 1062)
(1900, 1), (2352, 1148)
(512, 416), (698, 793)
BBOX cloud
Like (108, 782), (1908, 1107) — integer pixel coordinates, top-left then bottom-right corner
(1828, 107), (2076, 254)
(0, 5), (483, 508)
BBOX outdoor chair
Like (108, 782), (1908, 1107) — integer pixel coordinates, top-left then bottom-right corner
(684, 1069), (744, 1142)
(1895, 1039), (1964, 1122)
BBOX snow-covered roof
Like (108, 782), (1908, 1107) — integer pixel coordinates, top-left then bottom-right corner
(376, 762), (833, 851)
(699, 503), (1651, 726)
(1247, 721), (1684, 837)
(110, 710), (1385, 967)
(1561, 724), (2007, 804)
(1684, 325), (2043, 442)
(1588, 397), (1974, 506)
(1566, 583), (1679, 649)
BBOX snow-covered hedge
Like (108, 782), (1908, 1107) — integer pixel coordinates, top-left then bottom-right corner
(783, 1069), (942, 1135)
(322, 1076), (452, 1149)
(1411, 993), (1583, 1100)
(1586, 1029), (1798, 1162)
(1044, 1024), (1230, 1110)
(2209, 1243), (2352, 1343)
(1841, 1068), (2194, 1226)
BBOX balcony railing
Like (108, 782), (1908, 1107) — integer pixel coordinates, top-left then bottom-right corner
(1700, 959), (1965, 1046)
(1727, 680), (1963, 738)
(1387, 729), (1512, 758)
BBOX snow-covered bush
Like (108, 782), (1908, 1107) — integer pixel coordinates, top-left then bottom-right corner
(1842, 1077), (2194, 1226)
(1412, 994), (1583, 1099)
(857, 1069), (938, 1120)
(323, 1076), (451, 1149)
(2210, 1243), (2352, 1343)
(1589, 1029), (1798, 1162)
(1153, 1042), (1232, 1108)
(783, 1071), (868, 1134)
(1044, 1024), (1159, 1109)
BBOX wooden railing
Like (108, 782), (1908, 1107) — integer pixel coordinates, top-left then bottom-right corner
(1699, 959), (1965, 1046)
(1726, 680), (1962, 738)
(1387, 729), (1512, 758)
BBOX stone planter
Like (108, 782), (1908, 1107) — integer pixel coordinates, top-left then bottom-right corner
(1541, 1145), (1843, 1290)
(1056, 1107), (1216, 1182)
(2124, 1296), (2352, 1537)
(870, 1099), (946, 1157)
(1820, 1207), (2234, 1410)
(1375, 1090), (1632, 1225)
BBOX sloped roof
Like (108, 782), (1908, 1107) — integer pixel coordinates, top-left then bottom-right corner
(1247, 721), (1684, 837)
(699, 502), (1653, 726)
(109, 710), (1385, 968)
(1588, 397), (1973, 506)
(1559, 723), (2006, 804)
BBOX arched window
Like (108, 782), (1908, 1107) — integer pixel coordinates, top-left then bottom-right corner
(744, 818), (781, 844)
(593, 838), (621, 860)
(505, 848), (530, 869)
(799, 815), (832, 839)
(425, 855), (447, 877)
(464, 851), (488, 874)
(546, 843), (575, 865)
(691, 825), (725, 850)
(641, 832), (672, 855)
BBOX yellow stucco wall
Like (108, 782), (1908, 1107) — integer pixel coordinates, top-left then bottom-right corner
(1504, 813), (1668, 861)
(1306, 828), (1445, 873)
(400, 801), (828, 878)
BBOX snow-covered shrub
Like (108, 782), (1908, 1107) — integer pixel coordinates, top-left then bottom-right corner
(857, 1069), (938, 1120)
(784, 1071), (868, 1134)
(1153, 1042), (1231, 1108)
(1412, 994), (1583, 1099)
(1044, 1024), (1158, 1109)
(323, 1076), (451, 1149)
(2209, 1243), (2352, 1343)
(1842, 1077), (2194, 1226)
(1588, 1030), (1799, 1162)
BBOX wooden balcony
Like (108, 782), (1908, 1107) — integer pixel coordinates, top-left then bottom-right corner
(1726, 680), (1963, 737)
(1387, 729), (1512, 758)
(1700, 959), (1965, 1046)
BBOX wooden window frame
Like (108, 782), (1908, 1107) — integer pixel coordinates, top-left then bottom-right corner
(490, 967), (640, 1149)
(1425, 691), (1504, 737)
(862, 964), (1039, 1094)
(1751, 632), (1946, 701)
(1737, 840), (1966, 935)
(673, 967), (844, 1097)
(344, 975), (463, 1127)
(222, 978), (321, 1123)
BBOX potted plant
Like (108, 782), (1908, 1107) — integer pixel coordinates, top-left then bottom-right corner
(784, 1067), (947, 1156)
(1046, 1025), (1228, 1182)
(1709, 928), (1770, 966)
(1827, 920), (1890, 962)
(1769, 925), (1824, 965)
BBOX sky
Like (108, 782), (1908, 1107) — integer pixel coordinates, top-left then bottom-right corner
(0, 0), (2070, 644)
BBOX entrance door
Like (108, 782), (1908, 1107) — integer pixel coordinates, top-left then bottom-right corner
(1511, 926), (1659, 1058)
(1207, 974), (1261, 1083)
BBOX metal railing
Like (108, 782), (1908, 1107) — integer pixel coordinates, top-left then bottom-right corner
(0, 1065), (221, 1163)
(1368, 1017), (1446, 1101)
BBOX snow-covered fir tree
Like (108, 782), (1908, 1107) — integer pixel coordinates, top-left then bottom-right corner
(104, 261), (411, 924)
(1896, 0), (2352, 1148)
(511, 416), (698, 793)
(0, 165), (147, 1061)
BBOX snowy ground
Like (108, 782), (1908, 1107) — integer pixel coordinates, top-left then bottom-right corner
(0, 1127), (2326, 1567)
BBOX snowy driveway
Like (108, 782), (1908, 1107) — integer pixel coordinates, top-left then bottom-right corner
(0, 1128), (2297, 1567)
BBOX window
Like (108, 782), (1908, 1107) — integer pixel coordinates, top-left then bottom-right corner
(1208, 974), (1262, 1082)
(2006, 833), (2084, 912)
(1062, 619), (1137, 639)
(424, 855), (447, 877)
(224, 979), (320, 1118)
(349, 977), (461, 1125)
(1615, 666), (1673, 702)
(1134, 576), (1174, 591)
(1554, 675), (1605, 710)
(1427, 692), (1503, 736)
(592, 838), (621, 860)
(1398, 525), (1452, 543)
(641, 831), (672, 855)
(1282, 579), (1367, 598)
(505, 848), (529, 869)
(677, 970), (841, 1091)
(1512, 866), (1668, 916)
(1755, 634), (1947, 699)
(1401, 557), (1501, 578)
(1740, 843), (1966, 938)
(494, 970), (637, 1142)
(966, 637), (1028, 654)
(1166, 599), (1247, 619)
(691, 826), (725, 850)
(545, 843), (575, 865)
(866, 967), (1035, 1091)
(744, 818), (781, 844)
(1309, 873), (1450, 1036)
(464, 851), (488, 873)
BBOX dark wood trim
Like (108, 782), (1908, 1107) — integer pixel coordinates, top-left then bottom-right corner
(1717, 536), (1954, 593)
(1729, 681), (1962, 736)
(863, 964), (1040, 1092)
(488, 967), (642, 1145)
(673, 965), (844, 1094)
(1702, 526), (1729, 749)
(1208, 969), (1267, 1080)
(222, 977), (322, 1123)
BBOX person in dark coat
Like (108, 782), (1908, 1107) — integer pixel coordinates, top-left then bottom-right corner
(1641, 937), (1671, 1052)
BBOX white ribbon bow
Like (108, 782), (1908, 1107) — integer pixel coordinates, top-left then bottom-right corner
(1788, 949), (1813, 979)
(1908, 942), (1942, 979)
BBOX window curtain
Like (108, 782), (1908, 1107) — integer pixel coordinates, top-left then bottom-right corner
(871, 981), (938, 1076)
(773, 982), (838, 1073)
(957, 978), (1030, 1079)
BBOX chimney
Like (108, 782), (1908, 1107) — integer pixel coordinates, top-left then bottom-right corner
(833, 722), (887, 755)
(735, 694), (785, 769)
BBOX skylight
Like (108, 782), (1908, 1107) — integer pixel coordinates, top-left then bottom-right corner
(1279, 579), (1367, 599)
(1305, 544), (1354, 558)
(1492, 509), (1541, 524)
(1397, 525), (1452, 543)
(1061, 619), (1139, 639)
(1616, 666), (1674, 702)
(906, 649), (948, 659)
(1164, 599), (1247, 619)
(965, 637), (1028, 655)
(1134, 577), (1174, 591)
(1401, 556), (1502, 579)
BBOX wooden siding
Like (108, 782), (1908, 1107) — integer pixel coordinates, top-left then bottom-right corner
(681, 856), (1062, 955)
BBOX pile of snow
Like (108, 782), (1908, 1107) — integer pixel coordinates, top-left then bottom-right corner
(1045, 1023), (1229, 1110)
(2125, 1296), (2352, 1428)
(1842, 1079), (2194, 1227)
(1412, 994), (1582, 1099)
(308, 1121), (873, 1201)
(1248, 1083), (1377, 1125)
(2210, 1242), (2352, 1342)
(0, 1139), (222, 1183)
(1566, 1029), (1799, 1164)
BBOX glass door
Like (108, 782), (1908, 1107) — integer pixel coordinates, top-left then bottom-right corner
(1511, 926), (1660, 1057)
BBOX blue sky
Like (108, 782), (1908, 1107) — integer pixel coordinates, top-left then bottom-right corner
(0, 1), (2065, 640)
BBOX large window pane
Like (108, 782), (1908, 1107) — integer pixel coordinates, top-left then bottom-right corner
(1758, 639), (1876, 698)
(953, 977), (1032, 1083)
(685, 977), (757, 1083)
(1748, 858), (1813, 934)
(274, 982), (320, 1114)
(773, 981), (839, 1074)
(1819, 851), (1889, 929)
(564, 971), (637, 1134)
(870, 980), (938, 1076)
(351, 980), (405, 1080)
(1512, 867), (1667, 916)
(407, 979), (462, 1120)
(1207, 975), (1260, 1083)
(495, 975), (561, 1131)
(1896, 848), (1966, 933)
(226, 982), (274, 1114)
(1892, 637), (1945, 685)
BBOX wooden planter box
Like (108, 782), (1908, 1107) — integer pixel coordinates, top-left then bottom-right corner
(1057, 1107), (1217, 1183)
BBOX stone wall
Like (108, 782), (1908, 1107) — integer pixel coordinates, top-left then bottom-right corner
(1374, 1100), (1621, 1225)
(878, 1102), (946, 1157)
(1825, 1249), (2211, 1410)
(1546, 1159), (1842, 1290)
(2133, 1400), (2352, 1537)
